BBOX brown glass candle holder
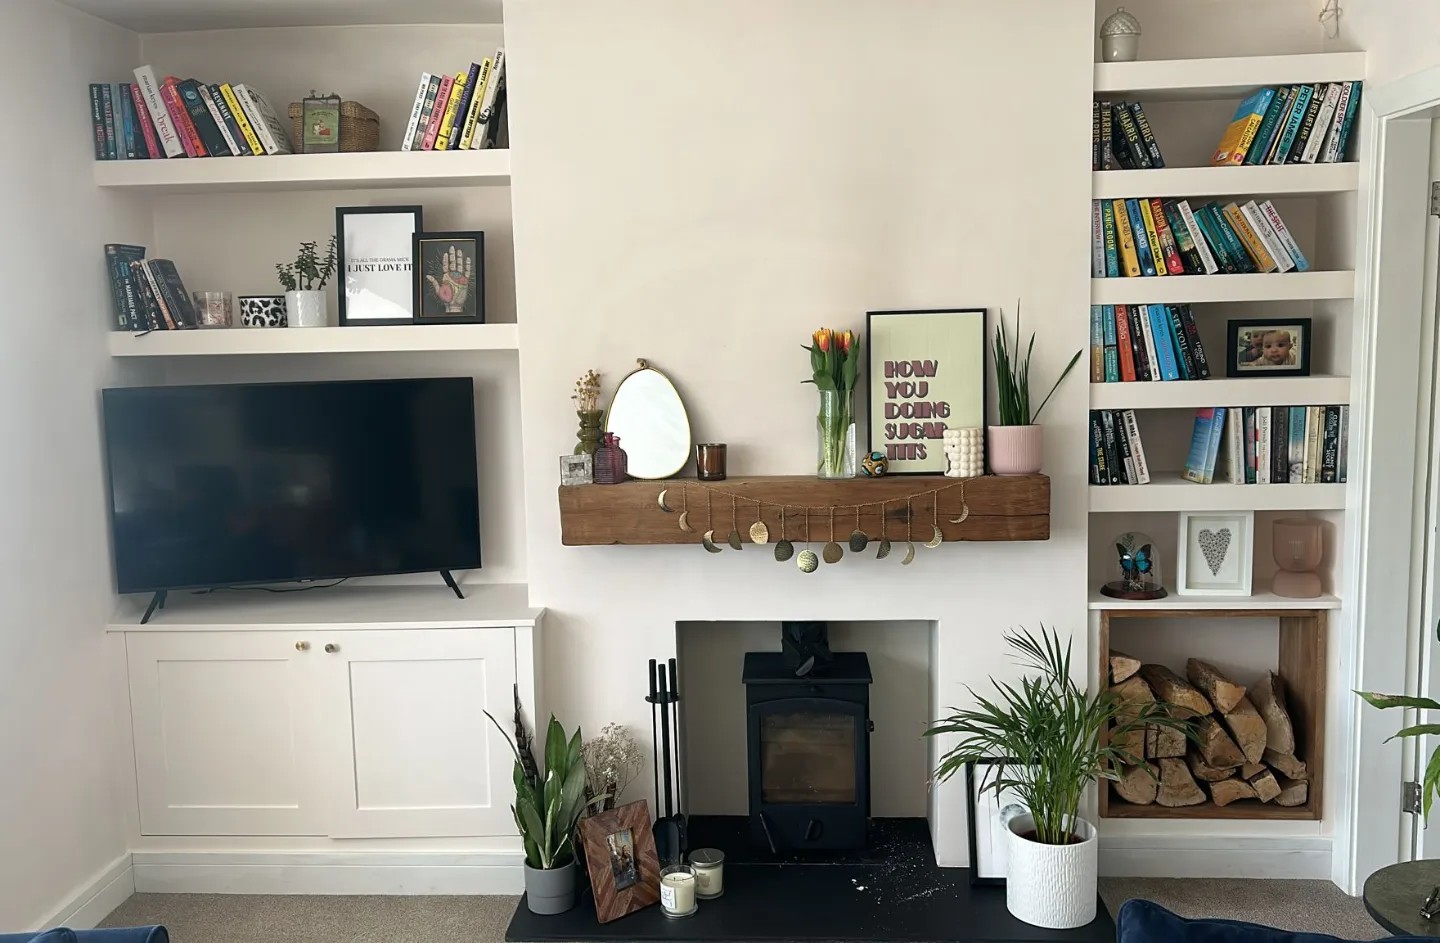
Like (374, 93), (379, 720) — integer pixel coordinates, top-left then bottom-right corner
(696, 443), (727, 481)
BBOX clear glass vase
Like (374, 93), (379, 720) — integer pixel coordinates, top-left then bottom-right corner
(816, 389), (857, 479)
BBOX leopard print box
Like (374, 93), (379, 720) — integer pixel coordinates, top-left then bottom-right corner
(238, 295), (288, 328)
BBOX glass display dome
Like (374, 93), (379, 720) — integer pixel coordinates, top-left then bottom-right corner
(1100, 530), (1167, 600)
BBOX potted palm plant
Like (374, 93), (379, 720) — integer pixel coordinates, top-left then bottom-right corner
(486, 703), (606, 915)
(926, 626), (1189, 929)
(989, 302), (1082, 475)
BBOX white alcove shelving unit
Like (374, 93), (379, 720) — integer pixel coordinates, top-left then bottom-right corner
(1087, 51), (1363, 856)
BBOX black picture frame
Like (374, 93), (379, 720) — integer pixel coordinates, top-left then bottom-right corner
(336, 205), (424, 326)
(865, 308), (989, 476)
(965, 757), (1019, 887)
(412, 230), (485, 324)
(1225, 317), (1312, 378)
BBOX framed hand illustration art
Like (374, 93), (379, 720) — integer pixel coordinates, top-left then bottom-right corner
(412, 230), (485, 324)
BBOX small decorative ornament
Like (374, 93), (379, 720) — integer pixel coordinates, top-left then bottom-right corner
(593, 432), (628, 485)
(1099, 6), (1141, 62)
(822, 508), (844, 564)
(774, 506), (794, 562)
(238, 295), (288, 328)
(1101, 530), (1167, 599)
(797, 549), (819, 573)
(943, 427), (984, 478)
(572, 370), (603, 455)
(657, 489), (673, 512)
(726, 497), (743, 550)
(559, 453), (593, 486)
(193, 291), (233, 328)
(749, 500), (770, 544)
(696, 443), (727, 481)
(701, 530), (722, 554)
(860, 451), (888, 478)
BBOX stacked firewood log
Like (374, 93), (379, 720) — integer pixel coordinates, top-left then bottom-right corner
(1109, 652), (1309, 809)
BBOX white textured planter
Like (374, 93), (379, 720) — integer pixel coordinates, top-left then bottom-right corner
(1001, 809), (1098, 930)
(286, 290), (328, 328)
(987, 425), (1044, 476)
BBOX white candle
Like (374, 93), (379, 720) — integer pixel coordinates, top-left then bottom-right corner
(660, 866), (697, 916)
(689, 848), (725, 898)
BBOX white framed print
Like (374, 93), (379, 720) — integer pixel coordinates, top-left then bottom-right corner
(336, 205), (423, 325)
(966, 758), (1024, 886)
(1177, 510), (1254, 596)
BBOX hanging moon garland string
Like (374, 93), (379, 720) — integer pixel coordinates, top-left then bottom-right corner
(774, 506), (794, 562)
(701, 488), (721, 553)
(797, 508), (818, 573)
(875, 500), (892, 560)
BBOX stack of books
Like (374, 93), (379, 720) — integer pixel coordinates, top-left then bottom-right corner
(1092, 196), (1308, 278)
(400, 47), (506, 151)
(1211, 405), (1350, 484)
(1090, 303), (1211, 383)
(1212, 82), (1362, 166)
(1089, 409), (1151, 485)
(91, 67), (291, 160)
(1093, 100), (1165, 170)
(104, 244), (196, 331)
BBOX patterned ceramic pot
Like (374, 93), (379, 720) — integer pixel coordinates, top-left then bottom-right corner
(238, 295), (288, 328)
(1001, 809), (1098, 929)
(987, 424), (1044, 476)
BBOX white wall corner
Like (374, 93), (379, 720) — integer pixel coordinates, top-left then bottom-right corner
(36, 853), (135, 932)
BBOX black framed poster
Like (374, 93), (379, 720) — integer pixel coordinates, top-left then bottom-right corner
(337, 205), (424, 325)
(412, 230), (485, 324)
(866, 308), (988, 475)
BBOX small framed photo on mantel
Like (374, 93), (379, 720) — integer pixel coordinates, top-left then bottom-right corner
(413, 231), (485, 324)
(336, 205), (424, 326)
(1226, 317), (1311, 377)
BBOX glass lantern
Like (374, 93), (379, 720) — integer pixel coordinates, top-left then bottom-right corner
(1100, 530), (1167, 600)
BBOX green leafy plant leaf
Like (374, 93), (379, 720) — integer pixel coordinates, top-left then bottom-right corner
(1356, 691), (1440, 711)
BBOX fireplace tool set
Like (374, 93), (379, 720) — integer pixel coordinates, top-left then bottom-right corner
(646, 657), (687, 865)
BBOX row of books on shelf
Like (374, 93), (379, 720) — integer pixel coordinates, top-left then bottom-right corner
(1090, 405), (1350, 487)
(400, 48), (507, 152)
(1092, 100), (1166, 170)
(1212, 82), (1362, 167)
(91, 66), (291, 160)
(1089, 304), (1211, 383)
(1092, 197), (1308, 278)
(104, 245), (196, 331)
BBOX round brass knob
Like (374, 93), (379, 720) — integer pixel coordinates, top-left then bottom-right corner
(295, 641), (309, 651)
(324, 643), (339, 654)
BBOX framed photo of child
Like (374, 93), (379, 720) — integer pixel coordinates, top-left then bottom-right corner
(1225, 318), (1311, 377)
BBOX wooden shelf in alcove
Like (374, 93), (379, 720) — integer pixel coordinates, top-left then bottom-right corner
(557, 474), (1050, 546)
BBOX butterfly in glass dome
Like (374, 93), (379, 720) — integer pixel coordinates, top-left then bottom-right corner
(1116, 539), (1154, 592)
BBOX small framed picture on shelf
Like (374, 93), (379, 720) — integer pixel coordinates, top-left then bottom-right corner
(965, 757), (1024, 887)
(580, 800), (662, 923)
(1226, 318), (1311, 377)
(1177, 510), (1254, 596)
(412, 231), (485, 324)
(866, 308), (987, 475)
(336, 205), (424, 326)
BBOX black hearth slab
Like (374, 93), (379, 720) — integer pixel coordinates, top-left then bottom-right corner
(688, 815), (932, 866)
(505, 863), (1115, 943)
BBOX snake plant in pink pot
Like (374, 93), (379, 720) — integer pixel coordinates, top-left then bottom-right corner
(989, 303), (1082, 476)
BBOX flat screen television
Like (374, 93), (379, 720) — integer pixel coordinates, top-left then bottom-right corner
(101, 378), (481, 609)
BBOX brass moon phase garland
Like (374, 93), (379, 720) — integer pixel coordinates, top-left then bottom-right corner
(667, 479), (973, 569)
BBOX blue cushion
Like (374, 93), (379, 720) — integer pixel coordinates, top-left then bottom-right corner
(0, 930), (166, 943)
(0, 932), (77, 943)
(1118, 899), (1429, 942)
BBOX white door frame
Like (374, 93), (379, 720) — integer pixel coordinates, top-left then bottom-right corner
(1337, 65), (1440, 894)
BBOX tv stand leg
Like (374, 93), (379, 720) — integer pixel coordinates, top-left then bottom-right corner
(140, 590), (168, 625)
(439, 570), (465, 600)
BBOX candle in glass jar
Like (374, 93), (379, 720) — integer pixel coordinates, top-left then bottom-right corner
(695, 443), (727, 481)
(659, 864), (697, 917)
(689, 848), (724, 898)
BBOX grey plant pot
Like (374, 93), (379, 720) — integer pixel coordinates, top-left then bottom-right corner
(524, 861), (577, 915)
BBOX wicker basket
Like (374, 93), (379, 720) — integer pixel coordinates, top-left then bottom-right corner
(287, 100), (379, 153)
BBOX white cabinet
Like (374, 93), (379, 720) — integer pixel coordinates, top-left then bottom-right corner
(126, 625), (521, 839)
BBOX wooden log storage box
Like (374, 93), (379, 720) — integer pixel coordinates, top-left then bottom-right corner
(1098, 608), (1326, 821)
(557, 474), (1050, 546)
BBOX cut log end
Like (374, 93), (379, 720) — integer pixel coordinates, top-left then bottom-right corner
(1250, 672), (1297, 756)
(1187, 658), (1247, 713)
(1187, 750), (1238, 783)
(1210, 778), (1259, 807)
(1220, 695), (1268, 764)
(1156, 757), (1207, 807)
(1196, 715), (1246, 769)
(1140, 664), (1215, 716)
(1114, 762), (1159, 805)
(1146, 721), (1188, 759)
(1264, 749), (1309, 781)
(1249, 769), (1282, 803)
(1110, 649), (1142, 684)
(1274, 774), (1309, 808)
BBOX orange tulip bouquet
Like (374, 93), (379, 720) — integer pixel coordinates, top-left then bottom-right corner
(804, 328), (861, 479)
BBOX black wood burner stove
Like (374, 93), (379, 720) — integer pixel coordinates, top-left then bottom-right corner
(742, 622), (872, 853)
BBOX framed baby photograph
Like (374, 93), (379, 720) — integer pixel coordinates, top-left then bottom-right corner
(412, 230), (485, 324)
(1226, 318), (1311, 377)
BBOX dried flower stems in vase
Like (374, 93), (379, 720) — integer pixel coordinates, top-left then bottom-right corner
(572, 369), (603, 455)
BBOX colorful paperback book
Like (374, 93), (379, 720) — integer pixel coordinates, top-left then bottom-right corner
(1115, 304), (1137, 382)
(117, 84), (139, 159)
(1287, 406), (1307, 482)
(434, 71), (468, 150)
(1113, 200), (1142, 277)
(1212, 87), (1275, 165)
(458, 57), (493, 150)
(1099, 101), (1114, 169)
(100, 84), (117, 160)
(1130, 102), (1165, 167)
(1256, 407), (1272, 484)
(1333, 82), (1362, 162)
(1271, 406), (1291, 483)
(1137, 304), (1160, 382)
(1243, 407), (1258, 484)
(1101, 200), (1119, 278)
(1149, 198), (1185, 275)
(421, 74), (454, 150)
(1176, 200), (1219, 275)
(1301, 83), (1343, 163)
(1166, 305), (1196, 380)
(1113, 103), (1151, 169)
(1204, 407), (1228, 484)
(1223, 407), (1246, 484)
(401, 72), (434, 151)
(1191, 204), (1238, 273)
(1259, 200), (1310, 271)
(1184, 409), (1220, 484)
(1089, 413), (1106, 485)
(1176, 305), (1210, 379)
(1319, 82), (1353, 163)
(1288, 84), (1325, 164)
(1102, 305), (1119, 383)
(1147, 305), (1180, 381)
(473, 47), (506, 149)
(1339, 405), (1350, 482)
(1099, 410), (1122, 485)
(1114, 411), (1136, 483)
(1090, 306), (1105, 383)
(1092, 202), (1105, 278)
(1222, 203), (1277, 272)
(1241, 201), (1295, 273)
(232, 83), (291, 155)
(1162, 201), (1204, 274)
(1137, 199), (1168, 276)
(410, 74), (444, 150)
(1247, 86), (1293, 165)
(1304, 405), (1324, 482)
(219, 84), (264, 155)
(1125, 306), (1152, 382)
(443, 62), (483, 150)
(1125, 199), (1157, 277)
(1270, 82), (1314, 164)
(1121, 410), (1151, 483)
(1321, 406), (1341, 482)
(1204, 203), (1256, 273)
(133, 65), (184, 158)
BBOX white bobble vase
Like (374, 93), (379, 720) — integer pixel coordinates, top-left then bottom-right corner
(285, 290), (328, 328)
(1001, 809), (1098, 929)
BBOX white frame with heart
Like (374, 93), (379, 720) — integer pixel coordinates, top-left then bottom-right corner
(1176, 510), (1254, 596)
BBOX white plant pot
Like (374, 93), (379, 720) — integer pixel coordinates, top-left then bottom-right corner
(1001, 808), (1098, 929)
(286, 290), (328, 328)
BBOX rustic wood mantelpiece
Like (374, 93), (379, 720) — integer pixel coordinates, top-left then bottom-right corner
(557, 474), (1050, 546)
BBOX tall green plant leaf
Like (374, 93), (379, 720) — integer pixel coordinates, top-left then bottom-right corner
(1357, 692), (1440, 711)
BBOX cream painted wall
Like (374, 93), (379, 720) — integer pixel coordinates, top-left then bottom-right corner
(504, 0), (1093, 866)
(1095, 0), (1323, 61)
(1329, 0), (1440, 86)
(0, 0), (148, 929)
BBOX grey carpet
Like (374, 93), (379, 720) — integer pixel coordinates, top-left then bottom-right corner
(99, 880), (1385, 942)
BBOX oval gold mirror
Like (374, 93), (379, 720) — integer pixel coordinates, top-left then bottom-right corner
(605, 359), (691, 479)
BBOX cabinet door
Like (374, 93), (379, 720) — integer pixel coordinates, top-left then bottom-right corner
(316, 628), (517, 838)
(126, 631), (323, 836)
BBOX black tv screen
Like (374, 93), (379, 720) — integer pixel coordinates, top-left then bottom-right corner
(102, 378), (481, 593)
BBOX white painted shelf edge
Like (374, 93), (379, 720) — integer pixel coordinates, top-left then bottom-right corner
(1090, 474), (1347, 512)
(108, 323), (520, 356)
(107, 582), (542, 631)
(93, 149), (512, 194)
(1094, 51), (1366, 100)
(1089, 376), (1351, 410)
(1092, 271), (1355, 305)
(1093, 163), (1359, 199)
(1089, 590), (1341, 611)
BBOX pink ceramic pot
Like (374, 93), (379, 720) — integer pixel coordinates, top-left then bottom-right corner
(987, 425), (1044, 476)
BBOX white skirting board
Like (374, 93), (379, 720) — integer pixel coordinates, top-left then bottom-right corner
(35, 853), (136, 931)
(1100, 836), (1332, 880)
(130, 851), (525, 896)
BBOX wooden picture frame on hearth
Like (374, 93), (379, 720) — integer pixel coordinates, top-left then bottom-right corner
(580, 799), (661, 923)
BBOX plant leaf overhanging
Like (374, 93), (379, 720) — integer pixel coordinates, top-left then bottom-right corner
(1358, 688), (1440, 822)
(992, 301), (1083, 426)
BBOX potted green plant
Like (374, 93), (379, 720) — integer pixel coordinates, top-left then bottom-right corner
(926, 626), (1188, 929)
(1358, 690), (1440, 818)
(485, 705), (606, 915)
(989, 303), (1082, 475)
(276, 235), (337, 328)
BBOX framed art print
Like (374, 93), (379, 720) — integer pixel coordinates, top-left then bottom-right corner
(413, 230), (485, 324)
(1225, 317), (1312, 377)
(580, 800), (662, 923)
(966, 757), (1023, 886)
(866, 308), (987, 475)
(1177, 510), (1254, 596)
(337, 205), (424, 325)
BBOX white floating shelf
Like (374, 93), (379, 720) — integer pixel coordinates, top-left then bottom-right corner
(58, 0), (503, 32)
(1089, 591), (1340, 612)
(94, 149), (511, 194)
(1090, 376), (1350, 410)
(1094, 52), (1366, 102)
(1092, 271), (1355, 305)
(107, 323), (519, 357)
(1090, 473), (1346, 513)
(1093, 163), (1359, 200)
